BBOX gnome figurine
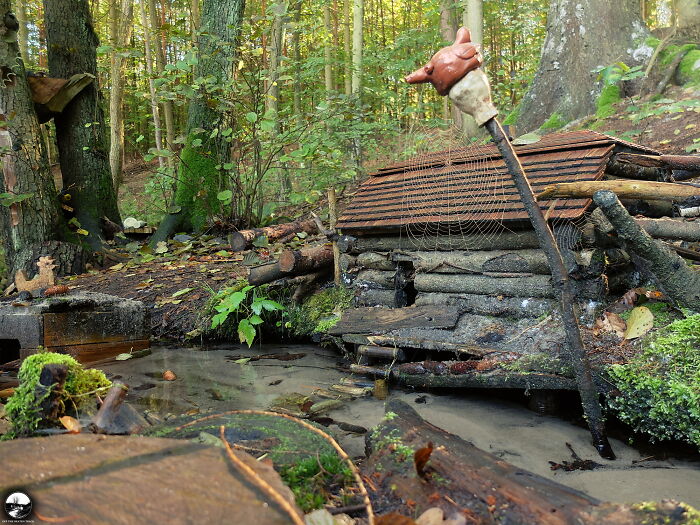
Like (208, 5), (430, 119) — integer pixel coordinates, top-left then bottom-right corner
(405, 27), (498, 126)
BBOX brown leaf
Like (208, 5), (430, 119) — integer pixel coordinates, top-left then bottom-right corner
(594, 312), (626, 338)
(414, 441), (434, 478)
(59, 415), (81, 434)
(376, 513), (417, 525)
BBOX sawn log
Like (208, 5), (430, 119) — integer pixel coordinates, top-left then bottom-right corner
(228, 220), (317, 251)
(365, 399), (698, 524)
(537, 180), (700, 201)
(278, 244), (333, 273)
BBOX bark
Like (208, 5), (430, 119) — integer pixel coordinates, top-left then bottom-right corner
(328, 188), (342, 285)
(356, 269), (398, 289)
(0, 7), (63, 278)
(616, 152), (700, 171)
(139, 0), (165, 168)
(356, 252), (395, 271)
(414, 292), (555, 318)
(365, 400), (696, 524)
(339, 253), (357, 272)
(414, 273), (606, 299)
(109, 0), (135, 189)
(338, 229), (577, 253)
(36, 363), (68, 422)
(518, 0), (650, 132)
(537, 180), (700, 201)
(593, 190), (700, 310)
(606, 156), (664, 181)
(460, 0), (483, 137)
(248, 261), (289, 286)
(44, 0), (121, 250)
(355, 288), (405, 307)
(409, 249), (551, 275)
(356, 344), (405, 361)
(16, 0), (28, 63)
(228, 219), (317, 251)
(592, 208), (700, 242)
(278, 244), (333, 273)
(343, 0), (351, 95)
(91, 382), (127, 433)
(323, 2), (334, 94)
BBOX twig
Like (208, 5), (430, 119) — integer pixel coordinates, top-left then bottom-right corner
(219, 426), (306, 525)
(176, 409), (375, 525)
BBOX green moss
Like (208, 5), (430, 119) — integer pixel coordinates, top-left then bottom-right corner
(287, 286), (354, 337)
(596, 84), (622, 118)
(4, 353), (111, 438)
(174, 140), (224, 231)
(501, 352), (574, 376)
(502, 103), (520, 126)
(540, 112), (568, 130)
(279, 453), (353, 512)
(607, 314), (700, 448)
(631, 500), (700, 524)
(678, 49), (700, 86)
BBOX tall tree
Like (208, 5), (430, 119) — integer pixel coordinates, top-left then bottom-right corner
(149, 0), (175, 156)
(323, 1), (334, 94)
(351, 0), (363, 94)
(152, 0), (246, 242)
(139, 0), (165, 169)
(517, 0), (650, 132)
(44, 0), (122, 250)
(0, 6), (61, 277)
(109, 0), (135, 189)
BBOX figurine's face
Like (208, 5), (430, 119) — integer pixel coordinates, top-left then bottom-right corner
(405, 27), (483, 96)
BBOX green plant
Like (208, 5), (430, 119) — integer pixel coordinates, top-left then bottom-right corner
(593, 62), (645, 118)
(286, 286), (354, 337)
(5, 352), (111, 438)
(607, 314), (700, 448)
(211, 283), (285, 346)
(279, 453), (353, 512)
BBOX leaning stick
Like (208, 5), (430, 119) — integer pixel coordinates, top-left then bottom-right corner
(405, 27), (614, 459)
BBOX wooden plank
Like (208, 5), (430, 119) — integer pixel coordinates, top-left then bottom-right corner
(46, 339), (150, 364)
(329, 305), (461, 336)
(43, 311), (149, 347)
(0, 434), (302, 525)
(343, 333), (498, 356)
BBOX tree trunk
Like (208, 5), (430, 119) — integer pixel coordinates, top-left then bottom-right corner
(460, 0), (482, 137)
(248, 261), (289, 286)
(517, 0), (650, 132)
(351, 0), (363, 94)
(109, 0), (135, 189)
(44, 0), (122, 250)
(343, 0), (352, 95)
(139, 0), (165, 168)
(16, 0), (28, 63)
(148, 0), (175, 157)
(152, 0), (246, 242)
(0, 6), (63, 278)
(537, 180), (700, 201)
(323, 2), (334, 94)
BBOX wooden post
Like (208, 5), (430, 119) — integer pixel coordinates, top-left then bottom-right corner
(328, 188), (342, 285)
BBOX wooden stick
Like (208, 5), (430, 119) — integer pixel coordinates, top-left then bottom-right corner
(485, 118), (614, 460)
(536, 180), (700, 201)
(219, 426), (306, 525)
(328, 188), (342, 285)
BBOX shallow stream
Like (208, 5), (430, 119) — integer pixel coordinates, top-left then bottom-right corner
(100, 343), (700, 508)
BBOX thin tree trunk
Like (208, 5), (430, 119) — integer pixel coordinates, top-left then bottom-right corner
(149, 0), (175, 156)
(351, 0), (363, 94)
(323, 2), (334, 94)
(0, 5), (62, 277)
(16, 0), (28, 64)
(343, 0), (351, 95)
(139, 0), (164, 167)
(44, 0), (121, 250)
(109, 0), (135, 190)
(461, 0), (482, 137)
(291, 0), (303, 124)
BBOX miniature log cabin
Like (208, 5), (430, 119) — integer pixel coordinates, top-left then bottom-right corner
(332, 130), (700, 390)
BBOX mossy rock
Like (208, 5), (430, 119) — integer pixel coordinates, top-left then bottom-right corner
(677, 49), (700, 86)
(142, 412), (336, 466)
(540, 112), (568, 130)
(287, 286), (354, 337)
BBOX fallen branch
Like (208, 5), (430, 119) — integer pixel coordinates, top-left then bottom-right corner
(537, 180), (700, 202)
(593, 190), (700, 310)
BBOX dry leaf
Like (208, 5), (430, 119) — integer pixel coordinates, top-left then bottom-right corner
(594, 312), (626, 338)
(376, 513), (417, 525)
(624, 306), (654, 339)
(163, 370), (177, 381)
(59, 416), (81, 434)
(414, 441), (434, 478)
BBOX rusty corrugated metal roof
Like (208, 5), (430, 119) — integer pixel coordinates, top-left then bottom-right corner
(337, 130), (658, 233)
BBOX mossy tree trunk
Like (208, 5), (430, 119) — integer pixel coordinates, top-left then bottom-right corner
(0, 5), (63, 278)
(517, 0), (650, 132)
(44, 0), (121, 251)
(151, 0), (245, 245)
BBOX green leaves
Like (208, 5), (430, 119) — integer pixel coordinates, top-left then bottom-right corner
(0, 192), (33, 207)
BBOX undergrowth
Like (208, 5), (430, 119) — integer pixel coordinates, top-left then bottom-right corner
(286, 286), (354, 337)
(4, 352), (111, 438)
(279, 452), (353, 512)
(607, 314), (700, 448)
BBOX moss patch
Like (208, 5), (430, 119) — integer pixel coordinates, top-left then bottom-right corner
(678, 49), (700, 86)
(596, 84), (622, 118)
(607, 314), (700, 448)
(287, 286), (354, 337)
(4, 352), (111, 438)
(280, 453), (353, 512)
(540, 112), (568, 130)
